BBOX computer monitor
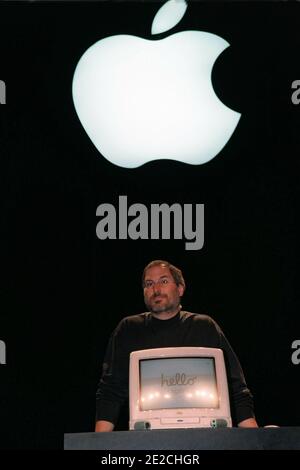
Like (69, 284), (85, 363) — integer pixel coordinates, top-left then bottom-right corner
(129, 347), (232, 430)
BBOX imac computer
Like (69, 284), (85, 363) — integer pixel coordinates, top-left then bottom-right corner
(129, 347), (232, 430)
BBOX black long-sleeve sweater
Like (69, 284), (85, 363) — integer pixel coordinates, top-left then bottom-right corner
(96, 311), (255, 426)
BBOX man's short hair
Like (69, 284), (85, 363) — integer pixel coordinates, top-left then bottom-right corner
(142, 260), (186, 291)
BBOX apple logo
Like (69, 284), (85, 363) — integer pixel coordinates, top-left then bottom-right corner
(72, 0), (241, 168)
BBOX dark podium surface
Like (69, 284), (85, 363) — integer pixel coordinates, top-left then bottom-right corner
(64, 427), (300, 450)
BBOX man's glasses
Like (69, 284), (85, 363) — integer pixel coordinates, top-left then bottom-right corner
(143, 278), (175, 289)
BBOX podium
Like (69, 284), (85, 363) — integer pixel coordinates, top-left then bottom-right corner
(64, 427), (300, 450)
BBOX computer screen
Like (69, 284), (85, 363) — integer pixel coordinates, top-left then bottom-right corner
(140, 357), (219, 410)
(129, 347), (232, 430)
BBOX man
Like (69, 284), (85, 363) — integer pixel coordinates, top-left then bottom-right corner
(95, 260), (258, 431)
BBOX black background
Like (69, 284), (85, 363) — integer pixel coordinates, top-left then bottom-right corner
(0, 1), (299, 449)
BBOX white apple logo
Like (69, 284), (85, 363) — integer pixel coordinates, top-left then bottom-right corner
(72, 0), (241, 168)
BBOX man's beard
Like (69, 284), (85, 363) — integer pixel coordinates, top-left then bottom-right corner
(144, 294), (180, 314)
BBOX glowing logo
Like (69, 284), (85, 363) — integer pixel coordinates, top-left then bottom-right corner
(72, 0), (240, 168)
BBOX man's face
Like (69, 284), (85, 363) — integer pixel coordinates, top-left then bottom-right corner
(143, 264), (184, 315)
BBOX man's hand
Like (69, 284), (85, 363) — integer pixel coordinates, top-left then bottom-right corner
(238, 417), (259, 428)
(95, 420), (114, 432)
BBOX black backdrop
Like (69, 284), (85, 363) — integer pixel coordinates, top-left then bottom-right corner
(0, 1), (299, 449)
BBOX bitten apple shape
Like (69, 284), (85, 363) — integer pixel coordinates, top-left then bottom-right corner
(72, 2), (241, 168)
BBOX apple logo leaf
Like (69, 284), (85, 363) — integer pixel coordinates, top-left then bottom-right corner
(151, 0), (188, 35)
